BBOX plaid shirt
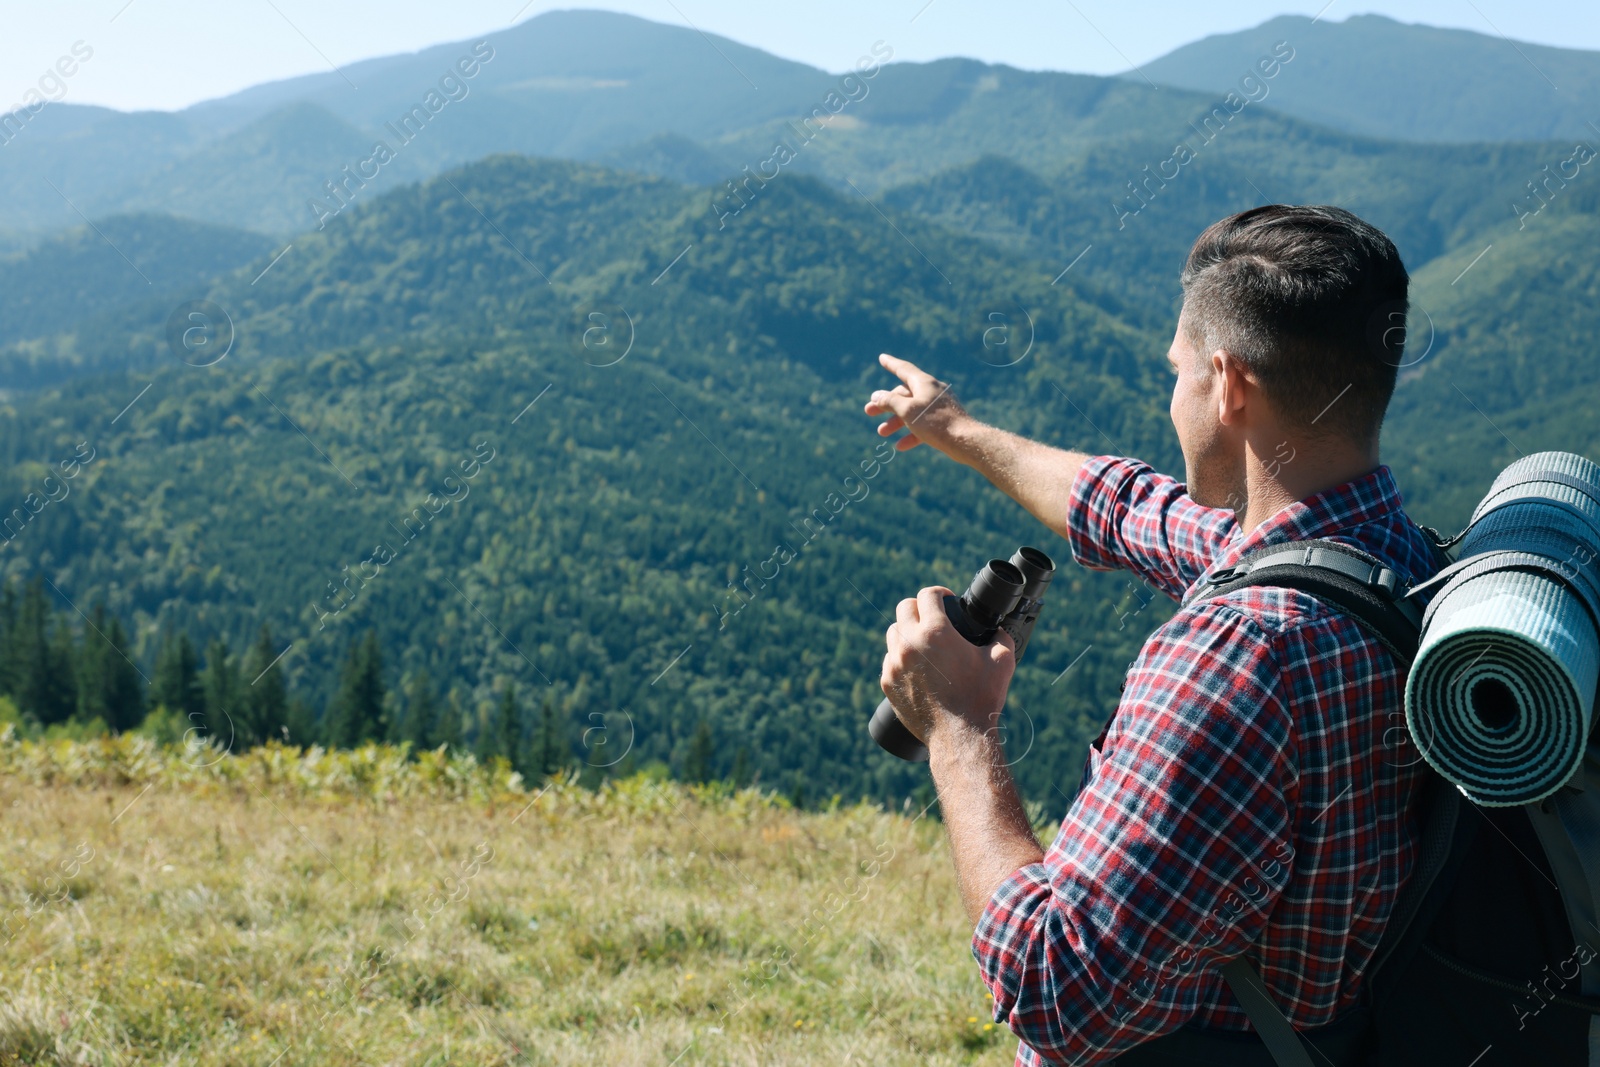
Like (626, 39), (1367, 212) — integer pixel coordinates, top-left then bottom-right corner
(973, 454), (1444, 1066)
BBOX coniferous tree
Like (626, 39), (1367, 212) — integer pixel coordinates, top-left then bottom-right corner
(199, 637), (241, 752)
(284, 695), (318, 747)
(477, 681), (518, 765)
(105, 619), (144, 732)
(77, 609), (144, 732)
(241, 625), (288, 747)
(684, 718), (714, 784)
(787, 770), (809, 809)
(0, 581), (20, 699)
(501, 682), (521, 763)
(529, 695), (568, 781)
(399, 670), (438, 750)
(428, 687), (463, 752)
(325, 630), (385, 747)
(152, 631), (205, 725)
(14, 578), (75, 726)
(75, 602), (115, 728)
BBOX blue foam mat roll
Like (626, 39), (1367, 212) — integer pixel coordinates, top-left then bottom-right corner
(1405, 452), (1600, 806)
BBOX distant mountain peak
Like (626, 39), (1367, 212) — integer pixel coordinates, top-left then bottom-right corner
(1138, 14), (1600, 143)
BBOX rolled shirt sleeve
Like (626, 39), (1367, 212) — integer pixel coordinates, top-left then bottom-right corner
(972, 601), (1298, 1064)
(1065, 455), (1238, 602)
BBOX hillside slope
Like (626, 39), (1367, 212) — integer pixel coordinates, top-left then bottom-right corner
(884, 133), (1555, 305)
(0, 213), (272, 348)
(1386, 198), (1600, 524)
(0, 154), (1171, 807)
(1140, 14), (1600, 143)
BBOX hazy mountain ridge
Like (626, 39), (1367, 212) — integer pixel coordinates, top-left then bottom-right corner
(1140, 13), (1600, 143)
(8, 9), (1594, 238)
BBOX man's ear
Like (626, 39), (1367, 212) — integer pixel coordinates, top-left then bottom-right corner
(1211, 349), (1252, 427)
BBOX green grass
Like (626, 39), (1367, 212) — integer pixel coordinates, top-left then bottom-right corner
(0, 733), (1016, 1065)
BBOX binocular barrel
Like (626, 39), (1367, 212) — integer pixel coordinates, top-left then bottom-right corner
(869, 546), (1055, 763)
(1002, 546), (1055, 659)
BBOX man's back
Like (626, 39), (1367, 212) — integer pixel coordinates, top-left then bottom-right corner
(868, 206), (1460, 1067)
(971, 455), (1444, 1065)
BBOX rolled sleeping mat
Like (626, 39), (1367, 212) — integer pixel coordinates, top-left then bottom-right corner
(1406, 451), (1600, 806)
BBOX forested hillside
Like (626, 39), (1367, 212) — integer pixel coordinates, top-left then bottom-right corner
(1385, 202), (1600, 522)
(0, 155), (1178, 808)
(3, 12), (1598, 813)
(0, 214), (273, 349)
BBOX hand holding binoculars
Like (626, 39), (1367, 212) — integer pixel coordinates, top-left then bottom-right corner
(869, 546), (1054, 762)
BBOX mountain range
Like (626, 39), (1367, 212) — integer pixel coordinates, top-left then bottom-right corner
(2, 8), (1596, 805)
(4, 8), (1594, 242)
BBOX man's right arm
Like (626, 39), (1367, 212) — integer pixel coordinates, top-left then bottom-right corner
(866, 354), (1235, 599)
(864, 354), (1089, 542)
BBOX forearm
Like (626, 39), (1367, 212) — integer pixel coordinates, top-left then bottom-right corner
(926, 718), (1045, 925)
(948, 421), (1091, 542)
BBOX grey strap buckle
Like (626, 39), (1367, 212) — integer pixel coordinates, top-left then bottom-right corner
(1193, 543), (1405, 605)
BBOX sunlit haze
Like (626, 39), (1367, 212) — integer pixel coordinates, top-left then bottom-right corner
(3, 0), (1598, 113)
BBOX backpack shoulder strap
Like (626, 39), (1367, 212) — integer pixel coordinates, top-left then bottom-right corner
(1182, 539), (1450, 1066)
(1182, 539), (1424, 664)
(1217, 957), (1318, 1067)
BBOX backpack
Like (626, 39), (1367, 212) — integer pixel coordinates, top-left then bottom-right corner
(1113, 453), (1600, 1067)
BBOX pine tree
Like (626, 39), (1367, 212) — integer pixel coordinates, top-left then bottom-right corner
(77, 609), (144, 732)
(325, 630), (385, 748)
(152, 631), (205, 725)
(0, 580), (19, 699)
(399, 670), (438, 750)
(684, 718), (714, 784)
(199, 637), (241, 752)
(241, 625), (288, 747)
(529, 695), (568, 781)
(14, 578), (75, 726)
(477, 682), (518, 765)
(428, 687), (463, 752)
(75, 602), (114, 728)
(284, 696), (318, 747)
(108, 619), (144, 732)
(500, 682), (520, 763)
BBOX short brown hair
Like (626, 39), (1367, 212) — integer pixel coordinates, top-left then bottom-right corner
(1180, 205), (1408, 444)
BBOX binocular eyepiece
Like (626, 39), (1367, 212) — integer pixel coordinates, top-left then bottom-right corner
(962, 558), (1027, 631)
(869, 546), (1055, 762)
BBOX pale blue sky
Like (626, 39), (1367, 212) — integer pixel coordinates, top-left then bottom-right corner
(4, 0), (1597, 113)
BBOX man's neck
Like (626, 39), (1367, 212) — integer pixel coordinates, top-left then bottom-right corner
(1236, 437), (1379, 531)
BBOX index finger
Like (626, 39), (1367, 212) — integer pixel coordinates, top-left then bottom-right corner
(879, 352), (933, 388)
(916, 585), (955, 630)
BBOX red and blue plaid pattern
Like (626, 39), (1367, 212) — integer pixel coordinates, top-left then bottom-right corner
(973, 455), (1445, 1065)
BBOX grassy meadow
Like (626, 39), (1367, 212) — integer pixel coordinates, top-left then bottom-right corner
(0, 732), (1017, 1065)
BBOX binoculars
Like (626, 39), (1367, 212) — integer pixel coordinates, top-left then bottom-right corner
(869, 546), (1055, 762)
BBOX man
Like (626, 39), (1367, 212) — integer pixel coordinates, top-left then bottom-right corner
(866, 205), (1442, 1064)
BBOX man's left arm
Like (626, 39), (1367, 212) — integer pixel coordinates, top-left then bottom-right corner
(929, 715), (1047, 922)
(881, 586), (1044, 915)
(884, 588), (1297, 1064)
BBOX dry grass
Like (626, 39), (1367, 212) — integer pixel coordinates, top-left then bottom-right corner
(0, 734), (1014, 1065)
